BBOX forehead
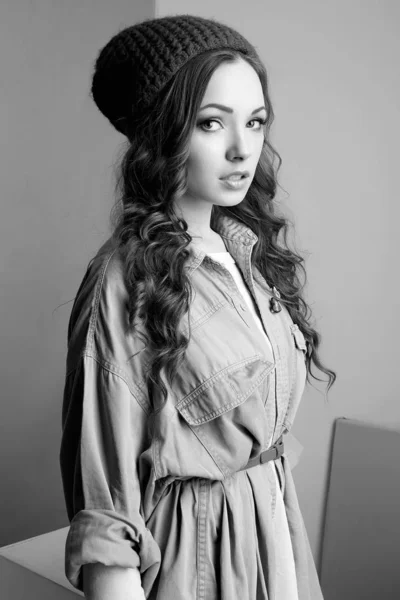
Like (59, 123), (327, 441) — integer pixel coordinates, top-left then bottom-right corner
(201, 59), (264, 106)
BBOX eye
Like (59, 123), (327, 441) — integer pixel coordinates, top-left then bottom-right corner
(198, 119), (222, 132)
(248, 118), (267, 129)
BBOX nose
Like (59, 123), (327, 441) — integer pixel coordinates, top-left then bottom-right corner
(226, 128), (251, 162)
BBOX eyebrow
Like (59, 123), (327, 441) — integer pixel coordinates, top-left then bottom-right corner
(199, 103), (267, 115)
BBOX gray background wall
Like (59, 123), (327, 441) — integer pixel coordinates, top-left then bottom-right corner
(0, 0), (155, 545)
(1, 0), (399, 579)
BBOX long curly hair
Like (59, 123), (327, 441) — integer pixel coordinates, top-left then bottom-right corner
(110, 48), (336, 415)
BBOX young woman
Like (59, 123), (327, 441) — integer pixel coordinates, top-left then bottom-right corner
(59, 14), (336, 600)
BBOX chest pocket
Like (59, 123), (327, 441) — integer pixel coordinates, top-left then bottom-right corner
(175, 355), (275, 478)
(281, 323), (308, 432)
(290, 324), (307, 358)
(289, 323), (308, 398)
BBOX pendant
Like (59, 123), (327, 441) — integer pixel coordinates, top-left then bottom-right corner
(269, 286), (282, 313)
(270, 297), (282, 313)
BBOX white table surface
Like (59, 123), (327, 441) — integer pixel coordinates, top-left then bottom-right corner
(0, 526), (82, 598)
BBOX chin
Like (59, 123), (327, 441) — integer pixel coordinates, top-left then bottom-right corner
(211, 199), (245, 210)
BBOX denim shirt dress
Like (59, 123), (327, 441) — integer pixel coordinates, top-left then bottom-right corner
(59, 212), (324, 599)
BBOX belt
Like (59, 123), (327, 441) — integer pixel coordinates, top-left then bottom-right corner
(237, 435), (284, 472)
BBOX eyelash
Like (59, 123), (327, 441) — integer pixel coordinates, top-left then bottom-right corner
(198, 117), (267, 132)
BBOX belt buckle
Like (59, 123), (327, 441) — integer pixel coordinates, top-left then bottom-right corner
(257, 436), (284, 467)
(270, 436), (283, 461)
(271, 445), (279, 460)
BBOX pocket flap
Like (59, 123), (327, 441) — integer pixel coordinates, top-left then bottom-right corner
(176, 355), (275, 426)
(290, 324), (307, 352)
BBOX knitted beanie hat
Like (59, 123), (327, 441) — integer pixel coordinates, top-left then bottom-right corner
(91, 14), (260, 136)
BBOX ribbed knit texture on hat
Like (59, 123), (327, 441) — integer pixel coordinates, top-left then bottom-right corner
(91, 14), (260, 135)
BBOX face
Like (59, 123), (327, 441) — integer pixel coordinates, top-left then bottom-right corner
(183, 58), (266, 212)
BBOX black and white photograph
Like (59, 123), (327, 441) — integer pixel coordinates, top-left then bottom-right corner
(0, 2), (399, 599)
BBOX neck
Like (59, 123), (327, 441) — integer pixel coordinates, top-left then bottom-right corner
(173, 194), (216, 241)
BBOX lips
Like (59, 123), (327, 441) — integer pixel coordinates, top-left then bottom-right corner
(220, 171), (250, 181)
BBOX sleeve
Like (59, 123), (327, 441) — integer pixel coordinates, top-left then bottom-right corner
(59, 354), (161, 593)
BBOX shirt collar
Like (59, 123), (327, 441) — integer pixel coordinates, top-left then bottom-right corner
(185, 212), (258, 277)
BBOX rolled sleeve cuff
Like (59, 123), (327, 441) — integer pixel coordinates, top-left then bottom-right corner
(65, 509), (161, 592)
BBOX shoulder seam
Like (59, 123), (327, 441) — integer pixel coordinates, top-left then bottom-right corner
(86, 247), (120, 355)
(69, 351), (151, 416)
